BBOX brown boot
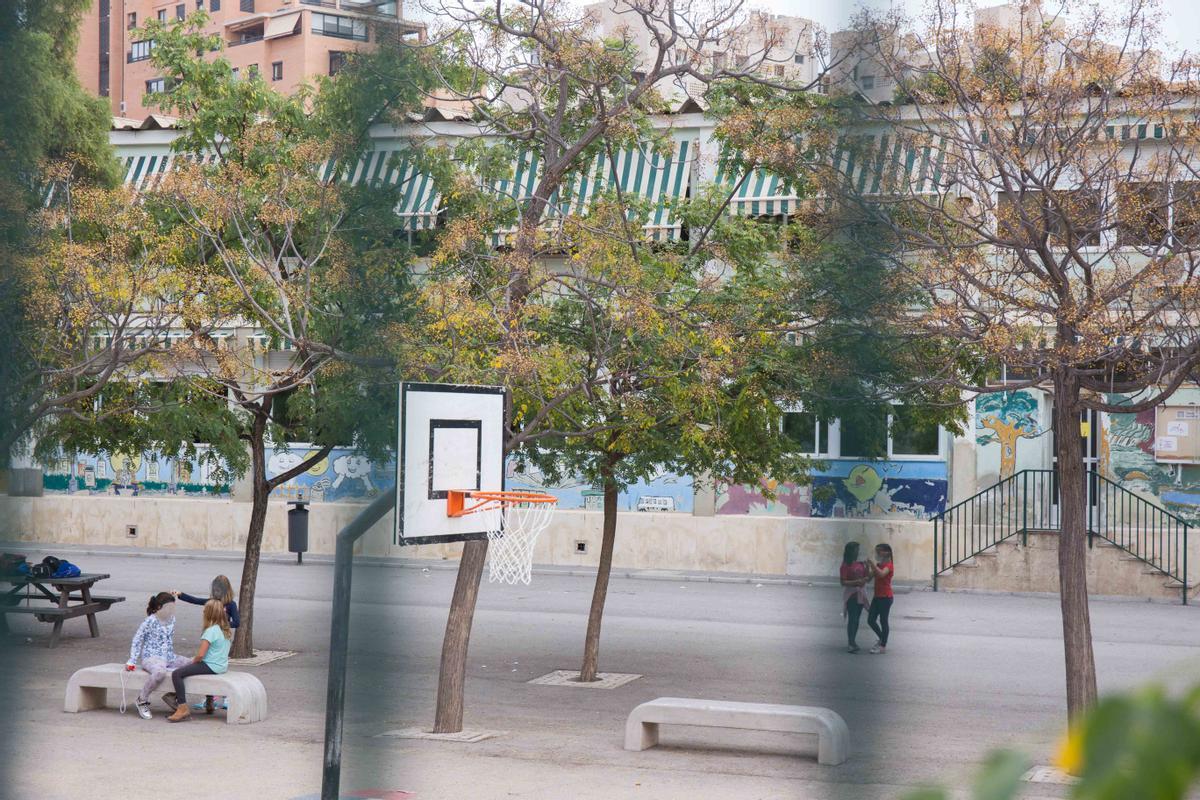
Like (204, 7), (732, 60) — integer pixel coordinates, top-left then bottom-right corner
(167, 704), (191, 723)
(204, 696), (214, 715)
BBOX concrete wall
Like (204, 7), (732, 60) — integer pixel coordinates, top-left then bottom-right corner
(0, 495), (935, 582)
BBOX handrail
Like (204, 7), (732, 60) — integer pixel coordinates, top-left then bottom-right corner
(933, 468), (1190, 604)
(1090, 472), (1190, 602)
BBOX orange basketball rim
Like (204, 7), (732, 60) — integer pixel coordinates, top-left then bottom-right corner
(446, 489), (558, 518)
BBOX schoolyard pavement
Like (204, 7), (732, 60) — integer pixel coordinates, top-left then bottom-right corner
(3, 544), (1199, 800)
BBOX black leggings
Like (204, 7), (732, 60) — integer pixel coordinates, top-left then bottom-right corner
(171, 661), (214, 705)
(846, 599), (864, 647)
(868, 597), (894, 646)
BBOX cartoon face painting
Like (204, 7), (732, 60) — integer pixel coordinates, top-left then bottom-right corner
(268, 451), (305, 477)
(331, 454), (376, 494)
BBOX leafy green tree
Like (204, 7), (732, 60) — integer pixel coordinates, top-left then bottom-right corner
(383, 0), (835, 731)
(516, 199), (817, 681)
(51, 14), (422, 657)
(0, 0), (124, 463)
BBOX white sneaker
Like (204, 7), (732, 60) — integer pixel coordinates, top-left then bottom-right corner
(135, 700), (153, 720)
(869, 645), (887, 654)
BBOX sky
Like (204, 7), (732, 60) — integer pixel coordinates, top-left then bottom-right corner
(751, 0), (1200, 51)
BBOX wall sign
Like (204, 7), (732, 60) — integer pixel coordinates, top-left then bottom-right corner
(1155, 406), (1200, 464)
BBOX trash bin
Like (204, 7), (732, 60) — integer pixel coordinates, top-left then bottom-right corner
(288, 500), (309, 564)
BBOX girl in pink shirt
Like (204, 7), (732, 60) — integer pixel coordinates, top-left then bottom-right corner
(839, 541), (870, 653)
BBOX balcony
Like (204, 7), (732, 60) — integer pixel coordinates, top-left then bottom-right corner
(229, 32), (264, 46)
(300, 0), (399, 16)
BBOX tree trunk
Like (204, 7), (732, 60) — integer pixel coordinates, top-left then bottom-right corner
(433, 537), (488, 733)
(1053, 372), (1098, 724)
(579, 471), (618, 683)
(231, 414), (269, 659)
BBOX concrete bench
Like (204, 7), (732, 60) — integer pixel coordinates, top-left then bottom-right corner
(623, 697), (849, 765)
(64, 663), (268, 725)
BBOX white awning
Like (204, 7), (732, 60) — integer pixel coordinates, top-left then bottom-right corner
(264, 11), (301, 39)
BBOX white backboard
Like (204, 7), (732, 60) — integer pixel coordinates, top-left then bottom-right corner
(396, 382), (506, 545)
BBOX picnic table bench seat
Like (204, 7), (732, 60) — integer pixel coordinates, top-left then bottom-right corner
(65, 663), (268, 725)
(1, 573), (123, 647)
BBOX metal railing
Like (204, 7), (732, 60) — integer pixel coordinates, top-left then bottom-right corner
(933, 468), (1190, 604)
(1089, 472), (1190, 602)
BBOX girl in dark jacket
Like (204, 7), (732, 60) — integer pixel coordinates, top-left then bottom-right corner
(172, 575), (239, 712)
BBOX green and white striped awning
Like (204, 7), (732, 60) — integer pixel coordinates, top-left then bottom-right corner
(492, 138), (696, 243)
(120, 151), (221, 191)
(332, 148), (441, 230)
(115, 138), (695, 240)
(716, 130), (950, 214)
(714, 160), (802, 217)
(834, 131), (949, 196)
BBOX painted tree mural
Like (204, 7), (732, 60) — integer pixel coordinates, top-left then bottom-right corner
(976, 392), (1042, 480)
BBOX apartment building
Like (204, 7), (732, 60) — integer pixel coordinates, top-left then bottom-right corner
(826, 0), (1160, 103)
(75, 0), (422, 119)
(583, 1), (821, 107)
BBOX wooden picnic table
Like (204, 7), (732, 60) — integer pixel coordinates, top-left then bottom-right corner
(0, 573), (124, 648)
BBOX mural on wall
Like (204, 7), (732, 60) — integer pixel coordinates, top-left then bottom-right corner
(975, 391), (1044, 479)
(265, 449), (394, 502)
(716, 460), (948, 519)
(43, 450), (231, 496)
(716, 479), (812, 516)
(506, 462), (694, 512)
(1105, 405), (1200, 523)
(43, 446), (395, 503)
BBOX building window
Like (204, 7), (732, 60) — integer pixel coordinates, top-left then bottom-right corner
(997, 189), (1103, 248)
(312, 13), (368, 41)
(272, 60), (283, 81)
(157, 9), (167, 22)
(889, 407), (941, 457)
(782, 411), (830, 456)
(128, 12), (137, 29)
(196, 0), (203, 8)
(328, 50), (347, 75)
(860, 75), (875, 90)
(176, 4), (185, 19)
(794, 53), (805, 64)
(146, 77), (166, 94)
(129, 40), (155, 62)
(211, 0), (220, 9)
(835, 407), (942, 459)
(240, 0), (253, 11)
(247, 63), (259, 78)
(99, 0), (111, 96)
(1117, 183), (1167, 246)
(838, 415), (888, 460)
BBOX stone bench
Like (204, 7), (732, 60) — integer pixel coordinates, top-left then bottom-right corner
(64, 663), (268, 725)
(623, 697), (849, 765)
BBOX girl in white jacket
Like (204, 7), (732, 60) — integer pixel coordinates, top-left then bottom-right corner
(126, 591), (189, 719)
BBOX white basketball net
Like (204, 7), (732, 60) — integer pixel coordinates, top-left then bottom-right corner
(484, 500), (557, 585)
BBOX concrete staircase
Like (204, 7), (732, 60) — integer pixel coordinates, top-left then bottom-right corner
(937, 529), (1199, 602)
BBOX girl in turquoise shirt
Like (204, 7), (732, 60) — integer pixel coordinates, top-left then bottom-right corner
(166, 599), (231, 723)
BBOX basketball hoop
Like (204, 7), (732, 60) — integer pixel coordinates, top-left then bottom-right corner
(446, 490), (558, 584)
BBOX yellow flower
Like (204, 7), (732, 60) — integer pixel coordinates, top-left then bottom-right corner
(1053, 726), (1084, 776)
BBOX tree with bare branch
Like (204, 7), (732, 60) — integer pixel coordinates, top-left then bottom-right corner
(369, 0), (848, 728)
(89, 16), (423, 657)
(832, 0), (1200, 721)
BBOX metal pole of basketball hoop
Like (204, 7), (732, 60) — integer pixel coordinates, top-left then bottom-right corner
(321, 488), (396, 800)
